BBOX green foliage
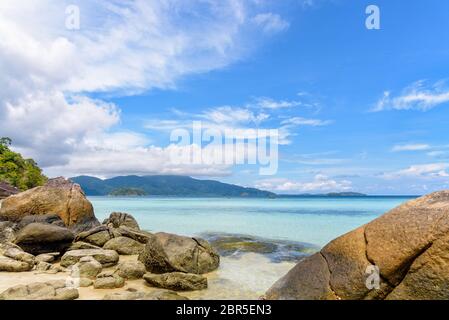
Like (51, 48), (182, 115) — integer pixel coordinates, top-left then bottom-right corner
(0, 137), (47, 191)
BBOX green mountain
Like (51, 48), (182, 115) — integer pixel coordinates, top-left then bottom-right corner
(71, 175), (276, 198)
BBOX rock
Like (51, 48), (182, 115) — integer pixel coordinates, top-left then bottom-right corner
(4, 247), (35, 267)
(68, 241), (101, 251)
(61, 249), (119, 268)
(103, 237), (144, 255)
(94, 271), (125, 289)
(0, 256), (33, 272)
(79, 278), (93, 287)
(36, 253), (59, 263)
(74, 226), (113, 247)
(103, 289), (188, 300)
(116, 261), (146, 280)
(265, 191), (449, 300)
(17, 214), (66, 229)
(14, 223), (74, 255)
(0, 181), (19, 200)
(138, 232), (220, 274)
(0, 221), (16, 243)
(71, 256), (102, 279)
(0, 177), (99, 232)
(116, 226), (152, 244)
(103, 212), (140, 230)
(144, 272), (207, 291)
(0, 280), (79, 300)
(35, 261), (52, 272)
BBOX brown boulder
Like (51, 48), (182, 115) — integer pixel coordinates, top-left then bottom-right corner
(103, 212), (140, 230)
(138, 232), (220, 274)
(265, 191), (449, 300)
(0, 177), (99, 232)
(14, 223), (75, 255)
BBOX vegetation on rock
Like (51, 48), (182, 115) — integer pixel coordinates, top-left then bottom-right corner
(0, 137), (47, 191)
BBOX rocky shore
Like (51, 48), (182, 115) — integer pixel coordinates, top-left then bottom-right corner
(2, 177), (449, 300)
(264, 191), (449, 300)
(0, 178), (220, 300)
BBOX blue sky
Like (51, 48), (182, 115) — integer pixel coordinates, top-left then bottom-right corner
(1, 0), (449, 195)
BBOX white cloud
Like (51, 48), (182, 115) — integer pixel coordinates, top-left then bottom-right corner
(201, 106), (269, 125)
(392, 144), (431, 152)
(0, 0), (291, 177)
(252, 97), (301, 109)
(255, 174), (352, 193)
(252, 13), (289, 34)
(281, 117), (332, 126)
(383, 163), (449, 179)
(373, 80), (449, 112)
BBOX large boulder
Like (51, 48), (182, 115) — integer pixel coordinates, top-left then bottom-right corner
(144, 272), (207, 291)
(138, 232), (220, 274)
(265, 191), (449, 300)
(103, 236), (144, 255)
(0, 177), (99, 232)
(14, 223), (74, 255)
(103, 212), (140, 230)
(75, 226), (113, 247)
(61, 249), (119, 268)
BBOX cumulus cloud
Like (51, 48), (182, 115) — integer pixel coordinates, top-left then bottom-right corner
(0, 0), (291, 177)
(383, 163), (449, 179)
(373, 80), (449, 112)
(255, 174), (352, 193)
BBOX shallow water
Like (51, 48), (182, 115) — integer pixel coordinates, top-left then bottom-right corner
(90, 196), (414, 247)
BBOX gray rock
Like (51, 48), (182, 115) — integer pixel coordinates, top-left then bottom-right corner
(0, 256), (33, 272)
(103, 212), (140, 230)
(61, 249), (119, 268)
(0, 280), (79, 300)
(103, 289), (188, 300)
(35, 261), (52, 272)
(4, 247), (35, 266)
(138, 232), (220, 274)
(94, 271), (125, 289)
(116, 226), (153, 244)
(71, 256), (102, 279)
(103, 236), (144, 255)
(36, 252), (59, 263)
(14, 223), (74, 255)
(116, 261), (146, 280)
(144, 272), (208, 291)
(68, 241), (101, 251)
(17, 214), (65, 229)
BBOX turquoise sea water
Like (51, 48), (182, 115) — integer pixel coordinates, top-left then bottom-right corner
(89, 196), (415, 247)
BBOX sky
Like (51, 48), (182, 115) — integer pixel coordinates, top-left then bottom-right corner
(1, 0), (449, 195)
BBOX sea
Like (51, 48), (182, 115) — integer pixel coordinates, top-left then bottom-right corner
(88, 196), (416, 299)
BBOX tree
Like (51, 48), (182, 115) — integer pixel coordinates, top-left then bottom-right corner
(0, 137), (47, 190)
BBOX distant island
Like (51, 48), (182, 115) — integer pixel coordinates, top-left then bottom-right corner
(71, 175), (276, 198)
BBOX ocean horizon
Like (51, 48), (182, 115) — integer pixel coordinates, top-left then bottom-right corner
(89, 195), (415, 248)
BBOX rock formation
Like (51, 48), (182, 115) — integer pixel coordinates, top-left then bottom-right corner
(265, 191), (449, 300)
(0, 177), (99, 232)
